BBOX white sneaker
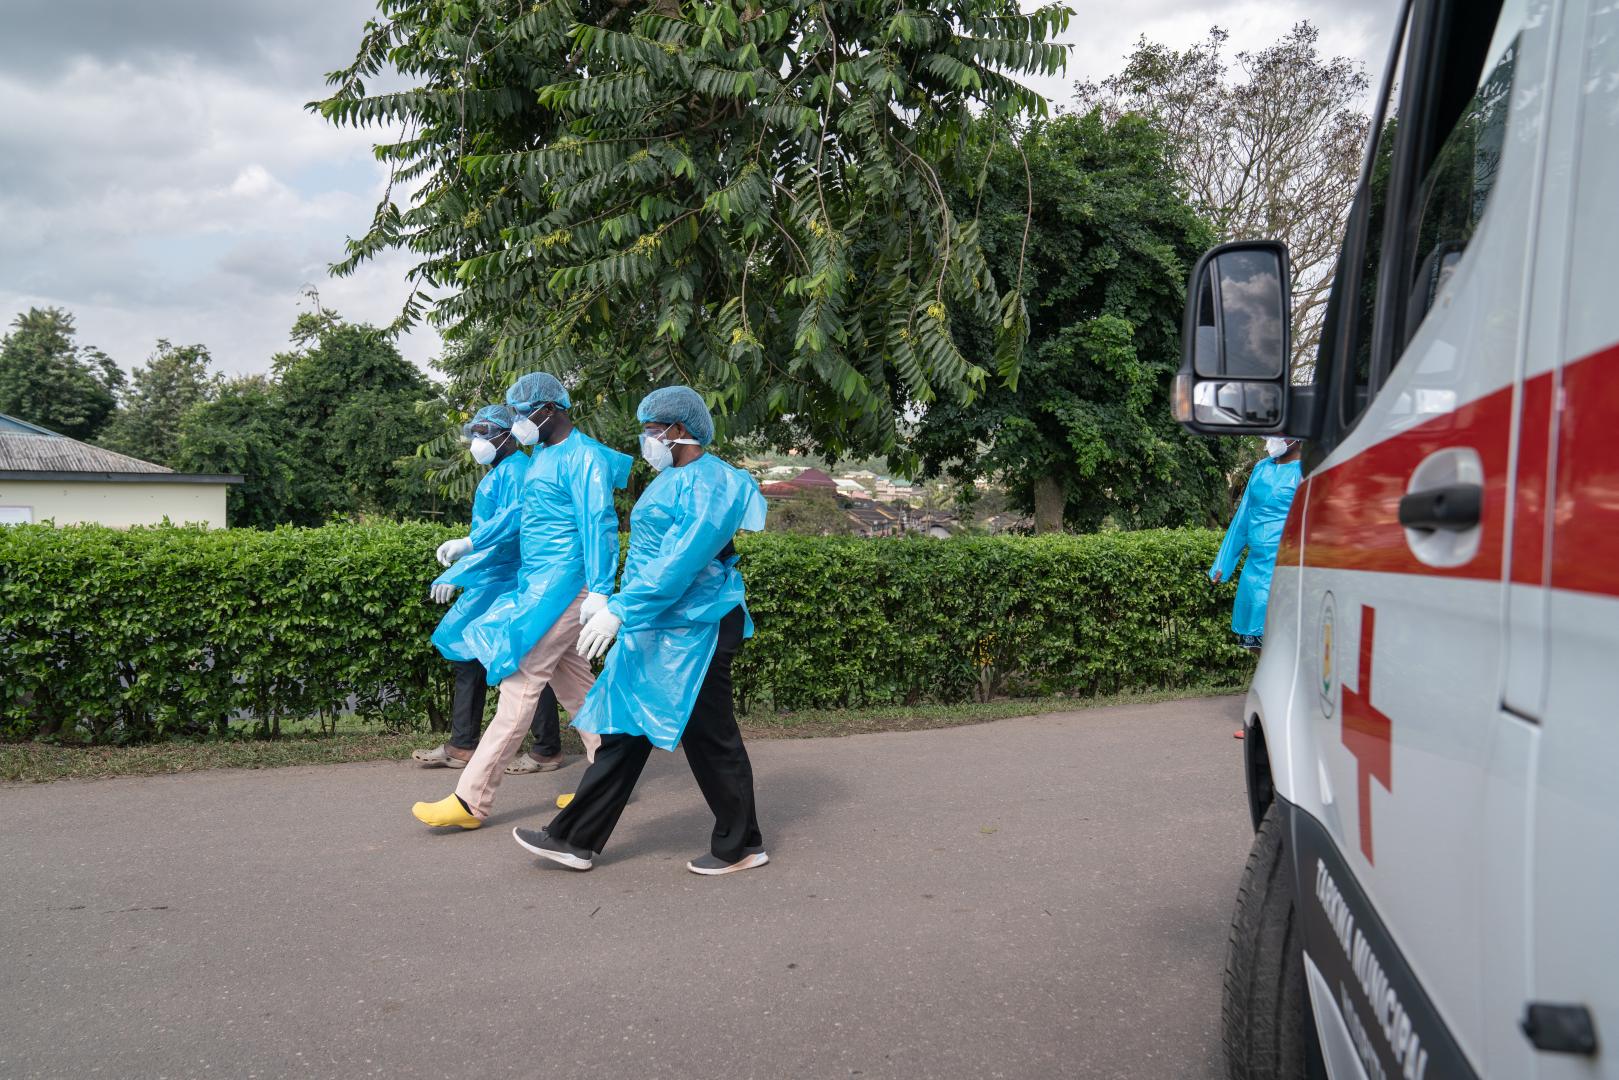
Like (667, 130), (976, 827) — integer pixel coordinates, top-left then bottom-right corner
(686, 848), (769, 876)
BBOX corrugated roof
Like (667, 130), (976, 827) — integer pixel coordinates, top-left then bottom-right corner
(0, 432), (171, 474)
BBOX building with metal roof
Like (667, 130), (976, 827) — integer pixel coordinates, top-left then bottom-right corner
(0, 415), (240, 527)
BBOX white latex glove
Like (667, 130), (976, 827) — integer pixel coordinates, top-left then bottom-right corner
(436, 537), (473, 568)
(578, 591), (610, 624)
(430, 582), (457, 604)
(576, 608), (623, 660)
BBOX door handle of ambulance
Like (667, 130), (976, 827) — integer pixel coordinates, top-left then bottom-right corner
(1398, 482), (1482, 531)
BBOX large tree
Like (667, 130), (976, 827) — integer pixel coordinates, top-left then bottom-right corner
(398, 322), (507, 513)
(912, 111), (1237, 532)
(98, 341), (219, 467)
(273, 310), (442, 523)
(0, 308), (124, 440)
(174, 377), (297, 529)
(314, 0), (1070, 461)
(1078, 22), (1369, 373)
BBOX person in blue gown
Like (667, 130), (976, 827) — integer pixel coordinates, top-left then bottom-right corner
(411, 373), (631, 830)
(511, 385), (771, 876)
(413, 404), (564, 774)
(1209, 437), (1304, 650)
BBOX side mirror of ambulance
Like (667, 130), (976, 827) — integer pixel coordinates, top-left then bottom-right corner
(1172, 240), (1299, 436)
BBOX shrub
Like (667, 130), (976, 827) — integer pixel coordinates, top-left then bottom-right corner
(0, 524), (1250, 743)
(734, 531), (1252, 711)
(0, 524), (450, 743)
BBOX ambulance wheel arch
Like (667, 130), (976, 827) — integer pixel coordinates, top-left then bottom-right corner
(1242, 714), (1275, 832)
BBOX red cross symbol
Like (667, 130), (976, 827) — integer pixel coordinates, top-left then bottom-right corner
(1341, 605), (1392, 864)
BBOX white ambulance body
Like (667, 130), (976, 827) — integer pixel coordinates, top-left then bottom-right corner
(1173, 1), (1619, 1077)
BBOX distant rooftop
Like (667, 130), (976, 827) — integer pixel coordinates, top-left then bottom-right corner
(0, 413), (239, 484)
(0, 413), (61, 437)
(789, 467), (837, 490)
(0, 431), (171, 475)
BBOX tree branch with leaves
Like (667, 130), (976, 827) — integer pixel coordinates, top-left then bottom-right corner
(313, 0), (1071, 462)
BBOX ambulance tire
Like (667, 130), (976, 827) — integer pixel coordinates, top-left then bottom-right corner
(1221, 800), (1324, 1080)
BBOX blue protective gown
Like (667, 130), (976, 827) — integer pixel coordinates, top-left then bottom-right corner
(463, 430), (633, 684)
(572, 453), (768, 751)
(429, 449), (528, 663)
(1209, 456), (1303, 637)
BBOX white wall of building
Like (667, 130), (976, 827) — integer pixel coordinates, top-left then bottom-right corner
(0, 480), (229, 528)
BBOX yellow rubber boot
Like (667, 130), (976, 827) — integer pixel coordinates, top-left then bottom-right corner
(412, 793), (481, 829)
(555, 792), (575, 810)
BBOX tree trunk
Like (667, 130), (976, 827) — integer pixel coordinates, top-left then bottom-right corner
(1033, 476), (1065, 533)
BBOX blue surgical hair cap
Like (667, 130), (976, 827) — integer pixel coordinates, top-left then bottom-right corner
(505, 371), (571, 411)
(636, 385), (714, 446)
(461, 403), (516, 440)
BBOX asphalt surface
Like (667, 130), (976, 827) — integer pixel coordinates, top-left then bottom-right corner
(0, 695), (1251, 1080)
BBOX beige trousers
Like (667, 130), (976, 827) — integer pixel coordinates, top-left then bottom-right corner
(456, 591), (594, 819)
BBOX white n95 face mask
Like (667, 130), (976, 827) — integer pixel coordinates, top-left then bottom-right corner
(512, 409), (555, 446)
(1263, 436), (1292, 458)
(640, 433), (674, 473)
(639, 428), (699, 472)
(469, 436), (500, 466)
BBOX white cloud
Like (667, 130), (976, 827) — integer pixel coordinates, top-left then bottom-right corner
(0, 7), (439, 379)
(1024, 0), (1402, 111)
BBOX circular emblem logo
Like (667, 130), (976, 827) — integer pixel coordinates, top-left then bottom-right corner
(1318, 591), (1337, 718)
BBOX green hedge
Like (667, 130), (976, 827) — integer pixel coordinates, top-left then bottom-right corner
(734, 531), (1252, 711)
(0, 524), (1252, 744)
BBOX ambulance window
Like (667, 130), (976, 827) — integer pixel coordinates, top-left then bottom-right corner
(1401, 0), (1526, 344)
(1341, 27), (1407, 428)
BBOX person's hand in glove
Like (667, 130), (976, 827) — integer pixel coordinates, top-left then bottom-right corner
(576, 608), (622, 660)
(430, 582), (457, 604)
(436, 537), (473, 567)
(578, 591), (610, 624)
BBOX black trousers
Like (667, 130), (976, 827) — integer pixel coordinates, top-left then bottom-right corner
(547, 606), (762, 861)
(448, 659), (560, 757)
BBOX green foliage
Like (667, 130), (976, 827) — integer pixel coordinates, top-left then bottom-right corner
(429, 321), (509, 413)
(736, 530), (1251, 709)
(314, 0), (1072, 462)
(272, 311), (444, 524)
(97, 341), (219, 467)
(167, 310), (450, 527)
(0, 523), (1250, 743)
(913, 111), (1237, 530)
(0, 307), (124, 440)
(763, 489), (852, 535)
(0, 524), (451, 744)
(173, 377), (298, 529)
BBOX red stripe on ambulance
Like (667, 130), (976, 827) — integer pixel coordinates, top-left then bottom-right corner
(1273, 341), (1619, 598)
(1549, 341), (1619, 597)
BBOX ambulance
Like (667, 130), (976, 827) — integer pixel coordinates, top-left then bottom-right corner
(1171, 0), (1619, 1076)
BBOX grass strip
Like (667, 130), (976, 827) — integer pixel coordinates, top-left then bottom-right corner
(1, 684), (1243, 784)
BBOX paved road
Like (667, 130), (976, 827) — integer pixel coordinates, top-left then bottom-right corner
(0, 695), (1250, 1080)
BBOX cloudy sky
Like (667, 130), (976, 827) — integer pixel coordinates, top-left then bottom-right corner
(0, 0), (1400, 380)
